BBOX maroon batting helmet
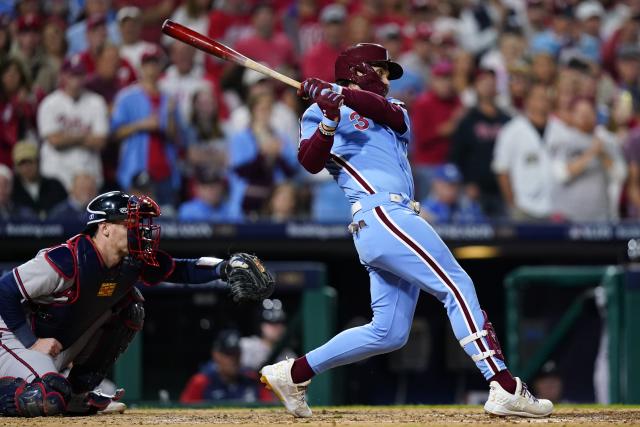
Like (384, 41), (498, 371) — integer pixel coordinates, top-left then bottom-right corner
(335, 43), (404, 83)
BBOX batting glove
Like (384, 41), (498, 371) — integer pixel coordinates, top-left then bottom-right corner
(317, 90), (344, 127)
(352, 62), (388, 97)
(298, 78), (341, 101)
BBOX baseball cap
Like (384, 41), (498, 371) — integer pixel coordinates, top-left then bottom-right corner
(320, 4), (346, 24)
(414, 22), (433, 40)
(17, 14), (43, 32)
(12, 141), (38, 165)
(213, 329), (241, 356)
(432, 60), (453, 77)
(141, 45), (163, 63)
(62, 54), (87, 75)
(576, 1), (604, 21)
(116, 6), (141, 22)
(87, 14), (107, 31)
(433, 163), (462, 184)
(261, 298), (286, 324)
(242, 68), (268, 86)
(377, 23), (402, 41)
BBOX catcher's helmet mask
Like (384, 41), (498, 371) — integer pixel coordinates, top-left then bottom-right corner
(84, 191), (162, 266)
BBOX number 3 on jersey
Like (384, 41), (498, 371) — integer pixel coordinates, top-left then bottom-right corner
(350, 112), (370, 131)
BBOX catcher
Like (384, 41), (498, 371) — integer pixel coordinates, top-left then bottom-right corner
(0, 191), (273, 417)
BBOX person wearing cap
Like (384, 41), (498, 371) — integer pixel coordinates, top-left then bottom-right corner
(575, 1), (605, 64)
(78, 14), (135, 80)
(37, 53), (108, 192)
(11, 141), (67, 220)
(65, 0), (121, 55)
(450, 68), (511, 218)
(178, 168), (242, 222)
(529, 3), (574, 59)
(117, 6), (154, 72)
(410, 60), (463, 200)
(240, 299), (295, 372)
(11, 14), (57, 94)
(180, 329), (259, 403)
(301, 4), (347, 83)
(614, 44), (640, 112)
(234, 2), (296, 72)
(419, 163), (484, 224)
(49, 171), (99, 222)
(111, 44), (184, 207)
(113, 0), (175, 44)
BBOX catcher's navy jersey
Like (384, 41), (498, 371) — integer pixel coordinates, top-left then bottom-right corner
(299, 100), (414, 203)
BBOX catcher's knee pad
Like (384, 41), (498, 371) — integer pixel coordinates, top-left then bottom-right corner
(458, 310), (505, 362)
(68, 295), (145, 393)
(6, 373), (71, 417)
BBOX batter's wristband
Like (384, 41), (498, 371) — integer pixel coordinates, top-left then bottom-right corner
(321, 116), (339, 128)
(318, 123), (336, 136)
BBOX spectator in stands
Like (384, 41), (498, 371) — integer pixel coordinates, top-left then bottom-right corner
(575, 1), (605, 64)
(12, 14), (57, 94)
(380, 23), (423, 104)
(41, 17), (67, 83)
(499, 61), (531, 115)
(398, 23), (433, 91)
(111, 45), (183, 208)
(228, 69), (299, 150)
(165, 0), (210, 69)
(530, 50), (557, 86)
(301, 4), (347, 83)
(37, 54), (108, 191)
(66, 0), (120, 55)
(234, 3), (296, 73)
(180, 329), (259, 403)
(205, 0), (251, 79)
(11, 141), (66, 220)
(0, 15), (11, 60)
(159, 41), (210, 125)
(229, 92), (298, 218)
(625, 125), (640, 218)
(78, 14), (129, 79)
(411, 60), (463, 200)
(480, 29), (527, 102)
(114, 0), (175, 44)
(265, 182), (298, 222)
(614, 45), (640, 113)
(0, 58), (38, 167)
(529, 4), (573, 59)
(85, 44), (136, 107)
(240, 299), (295, 371)
(117, 6), (154, 72)
(0, 164), (17, 220)
(185, 87), (228, 174)
(282, 0), (322, 56)
(49, 171), (99, 222)
(548, 98), (627, 222)
(178, 168), (241, 222)
(450, 68), (510, 218)
(347, 14), (374, 46)
(419, 163), (485, 224)
(493, 84), (554, 221)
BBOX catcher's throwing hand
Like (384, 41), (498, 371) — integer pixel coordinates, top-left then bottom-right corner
(223, 253), (275, 303)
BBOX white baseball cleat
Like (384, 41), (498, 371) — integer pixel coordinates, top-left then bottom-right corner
(484, 377), (553, 418)
(260, 359), (312, 418)
(98, 401), (127, 414)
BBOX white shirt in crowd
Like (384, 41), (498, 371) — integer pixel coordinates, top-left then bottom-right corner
(159, 65), (210, 124)
(492, 115), (557, 218)
(228, 102), (299, 150)
(120, 41), (155, 73)
(37, 89), (108, 190)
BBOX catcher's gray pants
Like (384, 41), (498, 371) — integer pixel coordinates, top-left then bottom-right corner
(0, 311), (111, 382)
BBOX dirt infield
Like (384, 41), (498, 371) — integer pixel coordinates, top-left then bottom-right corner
(1, 406), (639, 426)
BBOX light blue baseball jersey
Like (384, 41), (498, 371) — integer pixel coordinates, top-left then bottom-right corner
(299, 100), (415, 203)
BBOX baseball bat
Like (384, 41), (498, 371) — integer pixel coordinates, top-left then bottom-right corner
(161, 19), (301, 90)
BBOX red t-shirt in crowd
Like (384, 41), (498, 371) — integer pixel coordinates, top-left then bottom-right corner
(147, 93), (171, 181)
(301, 41), (343, 82)
(234, 33), (296, 70)
(410, 91), (461, 165)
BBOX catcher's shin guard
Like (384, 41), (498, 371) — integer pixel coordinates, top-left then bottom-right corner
(68, 289), (145, 393)
(0, 373), (71, 417)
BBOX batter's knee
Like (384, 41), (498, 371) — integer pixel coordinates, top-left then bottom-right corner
(369, 317), (411, 353)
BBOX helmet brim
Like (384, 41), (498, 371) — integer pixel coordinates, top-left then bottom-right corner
(387, 61), (403, 80)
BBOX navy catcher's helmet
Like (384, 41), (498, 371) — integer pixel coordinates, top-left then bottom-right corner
(85, 191), (162, 266)
(335, 43), (403, 84)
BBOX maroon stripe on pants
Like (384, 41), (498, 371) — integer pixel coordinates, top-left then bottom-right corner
(0, 342), (39, 378)
(374, 206), (499, 375)
(329, 154), (375, 194)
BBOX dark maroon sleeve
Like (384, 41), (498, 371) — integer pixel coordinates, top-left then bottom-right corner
(298, 129), (334, 174)
(342, 88), (407, 134)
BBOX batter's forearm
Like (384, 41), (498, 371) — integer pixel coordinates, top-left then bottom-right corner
(298, 130), (334, 174)
(341, 88), (407, 134)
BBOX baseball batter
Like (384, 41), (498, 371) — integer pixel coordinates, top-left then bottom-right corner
(0, 191), (273, 417)
(260, 44), (553, 418)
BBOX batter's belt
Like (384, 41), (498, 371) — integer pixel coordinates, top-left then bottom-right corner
(351, 192), (420, 217)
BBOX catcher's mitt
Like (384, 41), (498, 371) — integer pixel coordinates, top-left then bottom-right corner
(224, 253), (275, 303)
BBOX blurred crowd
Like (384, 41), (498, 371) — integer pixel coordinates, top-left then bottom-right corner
(2, 0), (640, 223)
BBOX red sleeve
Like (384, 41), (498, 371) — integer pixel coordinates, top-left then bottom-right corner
(410, 96), (437, 145)
(342, 88), (407, 134)
(298, 129), (334, 174)
(179, 373), (209, 403)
